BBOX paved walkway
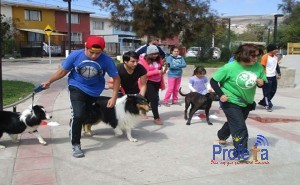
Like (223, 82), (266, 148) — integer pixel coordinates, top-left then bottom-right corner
(1, 56), (300, 185)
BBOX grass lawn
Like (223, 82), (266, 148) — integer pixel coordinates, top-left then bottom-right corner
(3, 80), (35, 106)
(184, 57), (226, 68)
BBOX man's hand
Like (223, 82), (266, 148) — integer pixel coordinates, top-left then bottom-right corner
(277, 75), (281, 80)
(107, 97), (117, 108)
(41, 81), (51, 89)
(256, 78), (264, 87)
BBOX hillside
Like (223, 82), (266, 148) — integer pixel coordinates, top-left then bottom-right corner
(224, 14), (285, 34)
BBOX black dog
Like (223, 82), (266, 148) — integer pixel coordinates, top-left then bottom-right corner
(179, 88), (219, 125)
(0, 105), (49, 149)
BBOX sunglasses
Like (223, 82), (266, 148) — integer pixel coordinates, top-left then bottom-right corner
(250, 54), (260, 58)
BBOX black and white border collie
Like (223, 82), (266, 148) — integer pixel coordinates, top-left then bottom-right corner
(83, 94), (150, 142)
(0, 105), (49, 149)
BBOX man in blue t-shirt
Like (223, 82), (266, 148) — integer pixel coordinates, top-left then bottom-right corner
(42, 36), (120, 158)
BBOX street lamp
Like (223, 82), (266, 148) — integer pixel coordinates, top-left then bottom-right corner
(63, 0), (72, 55)
(267, 27), (271, 45)
(273, 14), (284, 45)
(0, 15), (3, 110)
(222, 18), (231, 50)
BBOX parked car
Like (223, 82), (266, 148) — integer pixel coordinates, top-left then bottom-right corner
(43, 42), (62, 56)
(186, 47), (201, 57)
(212, 47), (221, 59)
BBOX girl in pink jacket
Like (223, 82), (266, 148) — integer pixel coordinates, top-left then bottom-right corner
(138, 45), (167, 125)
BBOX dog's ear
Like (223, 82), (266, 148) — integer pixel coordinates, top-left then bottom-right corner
(135, 94), (144, 99)
(32, 105), (45, 112)
(215, 94), (220, 101)
(210, 93), (220, 101)
(132, 94), (147, 104)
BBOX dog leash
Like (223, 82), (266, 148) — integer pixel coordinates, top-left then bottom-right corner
(32, 85), (46, 108)
(31, 92), (35, 109)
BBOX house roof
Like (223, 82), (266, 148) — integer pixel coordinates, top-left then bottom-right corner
(90, 15), (111, 20)
(1, 0), (94, 14)
(18, 28), (66, 36)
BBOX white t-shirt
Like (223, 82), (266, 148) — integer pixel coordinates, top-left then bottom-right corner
(265, 55), (278, 77)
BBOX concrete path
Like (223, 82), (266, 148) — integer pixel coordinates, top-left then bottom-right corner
(1, 56), (300, 185)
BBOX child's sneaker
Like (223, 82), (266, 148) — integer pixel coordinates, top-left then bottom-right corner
(218, 140), (228, 147)
(172, 102), (181, 106)
(258, 101), (267, 108)
(161, 102), (170, 107)
(266, 106), (273, 112)
(154, 118), (163, 125)
(72, 144), (84, 158)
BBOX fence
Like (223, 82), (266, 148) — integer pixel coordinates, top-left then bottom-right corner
(4, 41), (120, 58)
(287, 43), (300, 55)
(3, 93), (34, 112)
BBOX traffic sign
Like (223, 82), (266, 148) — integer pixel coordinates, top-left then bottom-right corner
(44, 25), (53, 36)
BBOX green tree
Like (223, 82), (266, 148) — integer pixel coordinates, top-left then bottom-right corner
(278, 0), (297, 14)
(0, 14), (11, 38)
(277, 1), (300, 48)
(237, 24), (267, 42)
(91, 0), (217, 45)
(1, 14), (15, 56)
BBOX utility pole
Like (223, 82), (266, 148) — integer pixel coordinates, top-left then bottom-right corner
(0, 14), (3, 111)
(228, 18), (231, 50)
(273, 14), (284, 45)
(222, 17), (231, 50)
(63, 0), (72, 56)
(267, 27), (271, 45)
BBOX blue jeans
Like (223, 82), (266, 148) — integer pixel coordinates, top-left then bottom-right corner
(69, 86), (97, 145)
(259, 76), (277, 108)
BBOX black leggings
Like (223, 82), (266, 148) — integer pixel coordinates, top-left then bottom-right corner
(145, 80), (161, 120)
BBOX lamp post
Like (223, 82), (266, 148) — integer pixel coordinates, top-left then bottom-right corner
(63, 0), (72, 55)
(222, 18), (231, 50)
(0, 15), (3, 111)
(267, 27), (271, 45)
(228, 18), (231, 50)
(273, 14), (284, 45)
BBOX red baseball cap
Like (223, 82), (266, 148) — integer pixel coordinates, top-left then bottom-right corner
(85, 36), (105, 51)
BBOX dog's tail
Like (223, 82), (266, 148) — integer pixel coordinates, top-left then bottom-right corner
(179, 87), (188, 97)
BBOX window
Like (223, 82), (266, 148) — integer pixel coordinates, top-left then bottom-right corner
(71, 32), (82, 44)
(116, 25), (131, 32)
(28, 32), (43, 42)
(24, 10), (41, 21)
(66, 13), (79, 24)
(93, 21), (104, 30)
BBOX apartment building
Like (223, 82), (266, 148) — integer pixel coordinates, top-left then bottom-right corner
(90, 15), (141, 55)
(1, 0), (92, 57)
(1, 1), (178, 57)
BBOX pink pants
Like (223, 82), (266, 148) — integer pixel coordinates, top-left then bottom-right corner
(163, 77), (182, 103)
